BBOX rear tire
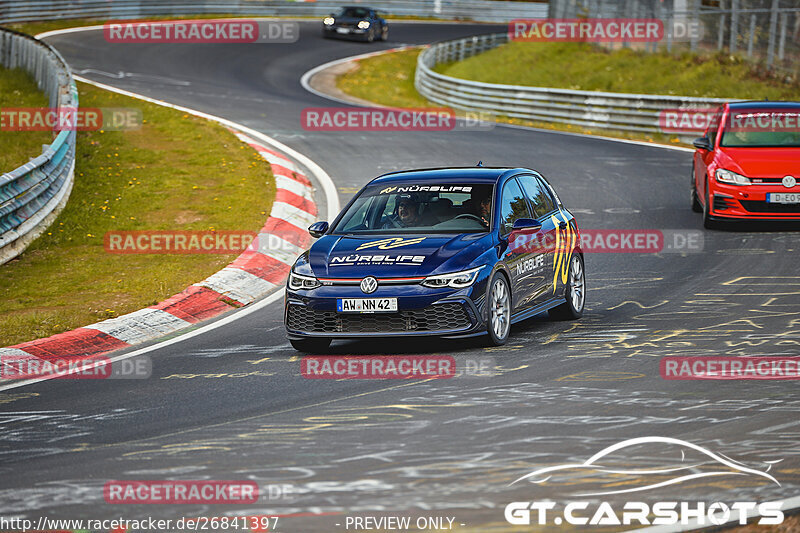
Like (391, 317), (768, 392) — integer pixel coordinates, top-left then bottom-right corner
(290, 338), (331, 353)
(485, 272), (511, 346)
(380, 25), (389, 41)
(549, 254), (585, 320)
(691, 168), (702, 213)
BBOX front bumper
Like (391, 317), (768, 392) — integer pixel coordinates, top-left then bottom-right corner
(323, 26), (371, 40)
(708, 182), (800, 220)
(285, 283), (485, 338)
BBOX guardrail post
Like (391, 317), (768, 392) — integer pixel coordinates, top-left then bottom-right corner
(766, 0), (779, 67)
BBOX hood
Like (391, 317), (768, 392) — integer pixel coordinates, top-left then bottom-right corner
(309, 233), (491, 278)
(717, 147), (800, 178)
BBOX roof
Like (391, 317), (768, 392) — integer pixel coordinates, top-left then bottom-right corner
(370, 167), (531, 185)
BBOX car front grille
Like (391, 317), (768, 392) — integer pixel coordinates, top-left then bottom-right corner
(740, 200), (800, 213)
(287, 303), (472, 334)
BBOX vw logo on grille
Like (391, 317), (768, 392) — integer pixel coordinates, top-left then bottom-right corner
(360, 276), (378, 294)
(783, 175), (797, 188)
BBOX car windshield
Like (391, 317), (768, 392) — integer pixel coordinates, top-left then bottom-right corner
(338, 7), (370, 18)
(331, 182), (494, 234)
(720, 109), (800, 147)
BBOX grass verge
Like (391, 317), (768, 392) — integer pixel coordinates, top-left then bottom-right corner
(0, 80), (276, 347)
(335, 49), (687, 144)
(336, 44), (800, 145)
(437, 42), (800, 100)
(0, 66), (52, 170)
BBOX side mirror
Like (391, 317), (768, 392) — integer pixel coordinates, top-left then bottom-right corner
(308, 221), (328, 238)
(512, 218), (542, 231)
(693, 136), (712, 151)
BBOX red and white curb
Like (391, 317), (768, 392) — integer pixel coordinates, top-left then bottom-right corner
(0, 131), (318, 370)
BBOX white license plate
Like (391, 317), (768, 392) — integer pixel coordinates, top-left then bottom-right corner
(767, 193), (800, 204)
(336, 27), (350, 34)
(337, 298), (397, 313)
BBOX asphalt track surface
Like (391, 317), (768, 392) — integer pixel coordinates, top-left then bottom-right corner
(2, 21), (800, 532)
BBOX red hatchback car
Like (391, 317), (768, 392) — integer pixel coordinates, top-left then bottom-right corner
(691, 101), (800, 228)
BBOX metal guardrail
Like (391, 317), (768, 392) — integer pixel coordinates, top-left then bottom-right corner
(415, 33), (729, 137)
(0, 28), (77, 265)
(0, 0), (547, 24)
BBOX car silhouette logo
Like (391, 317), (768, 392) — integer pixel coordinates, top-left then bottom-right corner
(783, 175), (797, 188)
(360, 276), (378, 294)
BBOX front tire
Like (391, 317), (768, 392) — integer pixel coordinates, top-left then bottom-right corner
(549, 254), (585, 320)
(486, 272), (511, 346)
(691, 168), (702, 213)
(290, 338), (331, 353)
(702, 176), (717, 229)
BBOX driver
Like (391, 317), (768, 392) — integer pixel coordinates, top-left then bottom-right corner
(383, 195), (421, 228)
(468, 191), (492, 226)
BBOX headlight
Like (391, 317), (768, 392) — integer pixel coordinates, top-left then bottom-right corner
(422, 266), (483, 289)
(357, 20), (370, 29)
(288, 271), (321, 290)
(715, 168), (751, 185)
(323, 17), (335, 25)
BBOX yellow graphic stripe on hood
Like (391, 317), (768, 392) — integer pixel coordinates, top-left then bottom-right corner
(356, 237), (426, 250)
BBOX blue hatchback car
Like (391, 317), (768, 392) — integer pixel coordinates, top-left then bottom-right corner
(285, 167), (585, 352)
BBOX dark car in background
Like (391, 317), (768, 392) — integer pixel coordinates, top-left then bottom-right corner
(285, 167), (585, 353)
(322, 6), (388, 42)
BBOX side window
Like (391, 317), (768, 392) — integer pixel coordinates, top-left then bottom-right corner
(518, 175), (555, 219)
(500, 178), (531, 234)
